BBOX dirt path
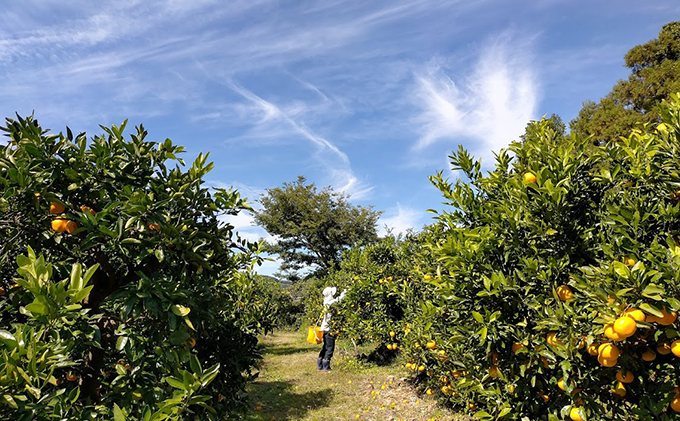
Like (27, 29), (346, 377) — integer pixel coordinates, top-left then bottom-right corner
(240, 331), (465, 421)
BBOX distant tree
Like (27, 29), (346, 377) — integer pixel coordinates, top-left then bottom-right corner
(570, 21), (680, 141)
(254, 176), (381, 277)
(520, 114), (566, 144)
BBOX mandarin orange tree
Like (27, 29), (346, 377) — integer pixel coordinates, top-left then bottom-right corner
(400, 96), (680, 420)
(0, 115), (267, 420)
(314, 233), (436, 359)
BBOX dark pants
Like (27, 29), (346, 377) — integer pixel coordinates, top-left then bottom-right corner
(318, 331), (336, 361)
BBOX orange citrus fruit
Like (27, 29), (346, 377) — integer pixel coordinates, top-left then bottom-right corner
(557, 377), (572, 391)
(671, 340), (680, 357)
(587, 343), (599, 356)
(657, 342), (672, 355)
(604, 323), (624, 341)
(426, 340), (436, 349)
(671, 395), (680, 412)
(51, 218), (68, 232)
(623, 308), (645, 322)
(524, 172), (537, 183)
(613, 317), (637, 337)
(659, 308), (678, 326)
(50, 202), (65, 214)
(598, 343), (620, 359)
(512, 342), (525, 354)
(616, 370), (634, 383)
(569, 407), (584, 421)
(612, 381), (626, 397)
(80, 205), (97, 216)
(556, 285), (574, 301)
(65, 220), (78, 234)
(641, 349), (656, 361)
(598, 355), (618, 367)
(546, 332), (563, 346)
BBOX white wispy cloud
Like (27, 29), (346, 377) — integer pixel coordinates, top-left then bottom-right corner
(378, 204), (424, 236)
(226, 82), (350, 164)
(328, 168), (374, 201)
(413, 31), (539, 162)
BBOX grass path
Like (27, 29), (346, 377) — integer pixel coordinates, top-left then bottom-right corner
(239, 331), (467, 421)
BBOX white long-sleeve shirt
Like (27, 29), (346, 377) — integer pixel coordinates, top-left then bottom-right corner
(319, 291), (345, 331)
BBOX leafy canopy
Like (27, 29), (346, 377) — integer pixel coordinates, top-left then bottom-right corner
(571, 21), (680, 141)
(254, 176), (381, 276)
(0, 114), (267, 420)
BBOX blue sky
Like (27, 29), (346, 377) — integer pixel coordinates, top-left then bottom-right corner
(1, 1), (678, 275)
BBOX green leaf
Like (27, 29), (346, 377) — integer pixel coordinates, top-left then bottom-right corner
(612, 261), (630, 278)
(472, 311), (484, 324)
(70, 263), (83, 291)
(2, 394), (18, 409)
(0, 330), (18, 349)
(25, 302), (47, 315)
(498, 407), (512, 417)
(171, 304), (191, 317)
(155, 249), (164, 263)
(81, 264), (98, 286)
(184, 317), (195, 331)
(641, 284), (665, 300)
(116, 336), (129, 352)
(190, 355), (202, 376)
(71, 285), (93, 303)
(640, 303), (664, 318)
(113, 403), (126, 421)
(479, 326), (487, 345)
(667, 298), (680, 311)
(200, 364), (220, 387)
(165, 377), (186, 390)
(24, 384), (40, 400)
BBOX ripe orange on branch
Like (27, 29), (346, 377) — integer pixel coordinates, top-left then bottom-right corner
(671, 340), (680, 357)
(616, 370), (634, 383)
(546, 332), (563, 346)
(51, 218), (68, 233)
(604, 323), (624, 341)
(641, 349), (656, 361)
(598, 343), (620, 359)
(613, 316), (637, 337)
(523, 172), (537, 184)
(612, 381), (626, 397)
(623, 308), (645, 322)
(672, 395), (680, 413)
(556, 285), (574, 301)
(657, 342), (672, 355)
(49, 202), (65, 214)
(569, 407), (584, 421)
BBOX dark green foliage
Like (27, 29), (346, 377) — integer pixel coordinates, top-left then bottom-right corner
(0, 115), (268, 420)
(571, 22), (680, 142)
(254, 176), (381, 277)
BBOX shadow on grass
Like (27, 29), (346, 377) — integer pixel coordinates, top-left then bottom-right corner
(260, 344), (316, 357)
(243, 380), (333, 421)
(258, 337), (317, 357)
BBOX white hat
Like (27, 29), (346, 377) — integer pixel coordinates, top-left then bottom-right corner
(322, 287), (337, 298)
